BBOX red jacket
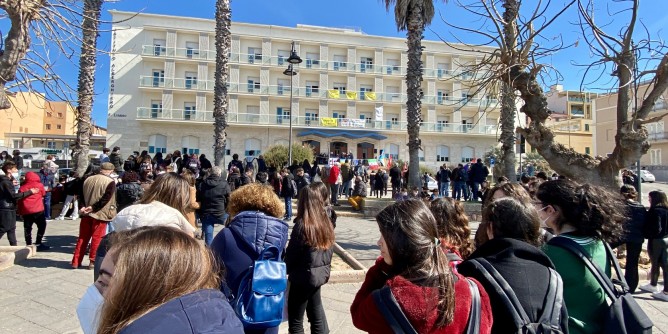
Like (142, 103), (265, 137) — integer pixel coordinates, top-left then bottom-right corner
(18, 172), (46, 215)
(328, 165), (340, 184)
(351, 257), (493, 334)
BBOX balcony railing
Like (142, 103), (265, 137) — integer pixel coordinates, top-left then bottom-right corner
(139, 76), (215, 91)
(137, 108), (498, 134)
(648, 132), (668, 141)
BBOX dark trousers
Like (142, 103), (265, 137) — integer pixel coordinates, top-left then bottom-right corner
(649, 237), (668, 292)
(23, 211), (47, 245)
(288, 284), (329, 334)
(0, 210), (18, 246)
(330, 184), (339, 205)
(624, 242), (643, 293)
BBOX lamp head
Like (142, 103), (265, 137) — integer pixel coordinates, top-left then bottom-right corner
(283, 64), (297, 76)
(287, 41), (302, 64)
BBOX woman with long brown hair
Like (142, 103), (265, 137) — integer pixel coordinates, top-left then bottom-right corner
(430, 197), (474, 267)
(94, 226), (243, 334)
(284, 182), (336, 333)
(180, 170), (200, 230)
(351, 199), (493, 333)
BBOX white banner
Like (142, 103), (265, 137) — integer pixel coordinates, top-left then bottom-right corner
(340, 118), (366, 128)
(374, 106), (384, 121)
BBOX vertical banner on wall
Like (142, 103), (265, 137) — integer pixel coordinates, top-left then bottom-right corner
(374, 106), (384, 121)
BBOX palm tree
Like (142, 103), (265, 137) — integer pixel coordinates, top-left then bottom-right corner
(383, 0), (444, 188)
(213, 0), (231, 167)
(72, 0), (103, 177)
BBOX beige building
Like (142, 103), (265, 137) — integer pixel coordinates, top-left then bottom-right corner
(107, 11), (502, 167)
(1, 92), (106, 155)
(595, 82), (667, 167)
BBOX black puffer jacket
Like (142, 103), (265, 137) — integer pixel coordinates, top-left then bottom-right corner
(285, 218), (335, 288)
(0, 175), (33, 211)
(645, 206), (668, 239)
(622, 200), (646, 244)
(197, 175), (231, 217)
(115, 182), (144, 212)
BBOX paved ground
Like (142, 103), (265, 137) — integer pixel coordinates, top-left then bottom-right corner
(1, 212), (667, 333)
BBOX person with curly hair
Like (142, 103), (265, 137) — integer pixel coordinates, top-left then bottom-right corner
(475, 182), (533, 247)
(210, 182), (288, 334)
(429, 197), (474, 268)
(459, 197), (569, 333)
(538, 179), (625, 334)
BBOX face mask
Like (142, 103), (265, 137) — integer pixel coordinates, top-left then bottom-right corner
(537, 206), (551, 227)
(76, 284), (104, 334)
(11, 172), (19, 180)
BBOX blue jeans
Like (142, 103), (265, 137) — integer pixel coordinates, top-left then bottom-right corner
(440, 182), (450, 197)
(201, 214), (225, 246)
(341, 180), (351, 197)
(43, 192), (52, 219)
(284, 196), (293, 219)
(454, 181), (465, 200)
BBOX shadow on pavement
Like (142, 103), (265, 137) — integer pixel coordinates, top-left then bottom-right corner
(17, 257), (74, 269)
(337, 241), (377, 252)
(40, 235), (78, 255)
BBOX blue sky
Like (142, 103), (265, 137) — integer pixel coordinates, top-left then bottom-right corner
(6, 0), (668, 127)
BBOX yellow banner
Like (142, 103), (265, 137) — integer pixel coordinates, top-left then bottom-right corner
(320, 117), (338, 127)
(346, 91), (358, 100)
(327, 90), (340, 99)
(364, 92), (377, 101)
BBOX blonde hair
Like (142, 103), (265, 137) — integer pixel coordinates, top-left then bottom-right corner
(97, 226), (219, 334)
(138, 173), (190, 218)
(227, 183), (284, 219)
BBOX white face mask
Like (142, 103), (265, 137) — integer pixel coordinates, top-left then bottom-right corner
(537, 206), (552, 227)
(76, 284), (104, 334)
(11, 172), (19, 180)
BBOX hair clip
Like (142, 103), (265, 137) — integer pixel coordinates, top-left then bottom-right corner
(434, 238), (441, 246)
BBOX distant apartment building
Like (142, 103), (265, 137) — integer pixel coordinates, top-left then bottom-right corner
(0, 92), (106, 156)
(107, 11), (502, 167)
(595, 82), (667, 166)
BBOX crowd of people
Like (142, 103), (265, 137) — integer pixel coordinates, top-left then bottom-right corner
(0, 145), (666, 334)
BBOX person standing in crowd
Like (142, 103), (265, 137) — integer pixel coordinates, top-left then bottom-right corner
(340, 161), (353, 198)
(373, 169), (385, 199)
(139, 169), (154, 192)
(39, 158), (58, 220)
(114, 171), (143, 213)
(12, 150), (23, 172)
(538, 180), (625, 334)
(199, 153), (213, 171)
(180, 170), (200, 231)
(99, 148), (110, 163)
(241, 168), (253, 186)
(123, 154), (136, 173)
(152, 152), (164, 169)
(109, 147), (123, 175)
(18, 172), (50, 251)
(269, 169), (282, 197)
(616, 185), (646, 293)
(438, 165), (452, 198)
(256, 154), (267, 174)
(389, 163), (401, 196)
(72, 163), (117, 270)
(227, 153), (244, 173)
(227, 167), (242, 191)
(294, 167), (310, 194)
(210, 183), (288, 334)
(347, 176), (367, 211)
(430, 198), (474, 266)
(469, 158), (489, 202)
(280, 168), (295, 221)
(285, 183), (336, 334)
(170, 150), (183, 173)
(0, 151), (10, 164)
(255, 171), (269, 186)
(328, 162), (341, 206)
(459, 198), (569, 333)
(55, 171), (80, 221)
(0, 161), (38, 246)
(91, 226), (243, 334)
(641, 190), (668, 301)
(197, 166), (231, 245)
(351, 200), (493, 333)
(310, 160), (320, 183)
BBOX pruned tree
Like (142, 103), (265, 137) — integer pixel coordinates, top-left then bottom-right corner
(72, 0), (103, 177)
(443, 0), (667, 187)
(213, 0), (231, 167)
(383, 0), (448, 188)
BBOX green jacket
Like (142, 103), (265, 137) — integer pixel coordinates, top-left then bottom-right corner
(543, 234), (610, 334)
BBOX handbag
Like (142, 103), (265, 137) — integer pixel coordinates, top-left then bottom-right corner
(372, 278), (481, 334)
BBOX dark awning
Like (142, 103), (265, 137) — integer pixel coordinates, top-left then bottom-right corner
(297, 129), (387, 140)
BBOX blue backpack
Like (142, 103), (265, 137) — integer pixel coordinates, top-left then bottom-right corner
(232, 246), (287, 329)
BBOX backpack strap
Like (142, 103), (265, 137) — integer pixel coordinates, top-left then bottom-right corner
(372, 285), (418, 334)
(536, 267), (565, 331)
(547, 237), (617, 299)
(464, 278), (481, 334)
(468, 258), (530, 327)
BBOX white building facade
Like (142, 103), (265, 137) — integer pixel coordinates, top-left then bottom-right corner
(107, 11), (501, 167)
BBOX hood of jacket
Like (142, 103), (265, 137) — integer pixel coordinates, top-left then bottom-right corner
(119, 289), (243, 334)
(202, 175), (226, 188)
(228, 210), (289, 254)
(23, 171), (42, 186)
(110, 201), (194, 234)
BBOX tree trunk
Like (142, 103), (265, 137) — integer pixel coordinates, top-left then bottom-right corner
(72, 0), (103, 177)
(0, 1), (42, 110)
(405, 7), (424, 189)
(213, 0), (231, 167)
(499, 81), (516, 181)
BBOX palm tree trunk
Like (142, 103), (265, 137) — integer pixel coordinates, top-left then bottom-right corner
(405, 8), (424, 189)
(213, 0), (231, 167)
(73, 0), (103, 177)
(500, 81), (516, 180)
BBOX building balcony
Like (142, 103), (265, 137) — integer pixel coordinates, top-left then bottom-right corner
(136, 108), (498, 135)
(648, 132), (668, 142)
(139, 76), (215, 91)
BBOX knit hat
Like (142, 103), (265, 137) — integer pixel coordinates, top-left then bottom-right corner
(100, 162), (115, 171)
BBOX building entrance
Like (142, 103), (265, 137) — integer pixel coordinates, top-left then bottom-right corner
(330, 141), (348, 156)
(302, 140), (321, 155)
(357, 142), (374, 159)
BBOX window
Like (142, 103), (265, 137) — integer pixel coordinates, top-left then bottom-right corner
(247, 77), (260, 93)
(651, 149), (662, 165)
(437, 90), (450, 104)
(360, 57), (373, 73)
(47, 141), (56, 149)
(151, 100), (163, 119)
(418, 149), (425, 162)
(246, 105), (260, 123)
(386, 86), (401, 102)
(359, 113), (372, 124)
(585, 147), (591, 155)
(386, 143), (400, 160)
(182, 136), (200, 155)
(305, 53), (320, 68)
(45, 124), (51, 130)
(461, 146), (474, 163)
(12, 140), (23, 149)
(436, 118), (449, 132)
(276, 107), (290, 124)
(184, 102), (196, 120)
(305, 109), (319, 125)
(386, 59), (399, 74)
(333, 84), (346, 96)
(437, 63), (451, 78)
(56, 124), (62, 130)
(332, 111), (345, 119)
(153, 39), (166, 56)
(585, 124), (590, 132)
(185, 72), (198, 89)
(333, 55), (346, 70)
(57, 112), (63, 118)
(306, 81), (319, 97)
(437, 146), (450, 162)
(152, 70), (165, 87)
(248, 47), (262, 64)
(277, 79), (289, 95)
(185, 42), (199, 58)
(244, 138), (261, 157)
(360, 85), (373, 100)
(277, 50), (289, 66)
(148, 134), (167, 154)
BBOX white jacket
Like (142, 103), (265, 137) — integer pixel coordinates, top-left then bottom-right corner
(110, 201), (194, 235)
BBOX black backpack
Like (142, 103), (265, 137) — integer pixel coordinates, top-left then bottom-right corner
(548, 237), (653, 334)
(467, 258), (565, 334)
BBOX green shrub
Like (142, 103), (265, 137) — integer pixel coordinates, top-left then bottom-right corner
(263, 144), (315, 168)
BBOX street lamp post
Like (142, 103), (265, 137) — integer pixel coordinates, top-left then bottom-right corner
(283, 41), (302, 167)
